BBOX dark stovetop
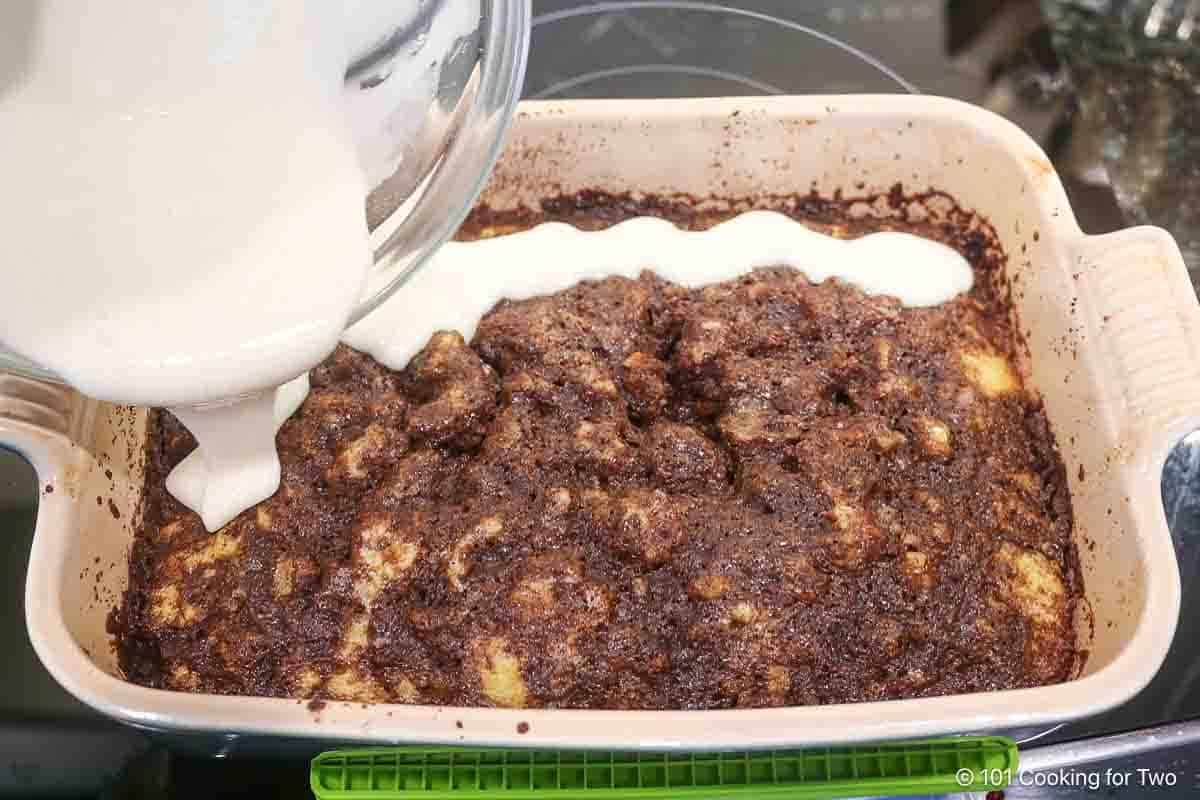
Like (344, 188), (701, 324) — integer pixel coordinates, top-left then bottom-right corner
(4, 2), (1200, 797)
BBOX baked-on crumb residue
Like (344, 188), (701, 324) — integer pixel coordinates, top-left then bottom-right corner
(112, 189), (1079, 710)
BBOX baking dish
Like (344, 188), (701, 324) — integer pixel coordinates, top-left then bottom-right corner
(6, 95), (1200, 749)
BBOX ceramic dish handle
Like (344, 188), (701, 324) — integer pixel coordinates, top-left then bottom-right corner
(0, 371), (79, 488)
(1075, 225), (1200, 461)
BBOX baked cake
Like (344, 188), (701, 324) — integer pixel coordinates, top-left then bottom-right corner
(114, 191), (1080, 709)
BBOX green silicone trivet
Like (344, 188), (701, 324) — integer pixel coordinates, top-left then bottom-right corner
(310, 736), (1017, 799)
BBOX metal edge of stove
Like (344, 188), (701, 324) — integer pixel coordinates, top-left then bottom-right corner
(1021, 719), (1200, 774)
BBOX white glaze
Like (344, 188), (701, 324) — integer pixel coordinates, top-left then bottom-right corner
(173, 213), (970, 531)
(0, 1), (371, 408)
(166, 375), (310, 532)
(344, 211), (974, 371)
(0, 0), (476, 530)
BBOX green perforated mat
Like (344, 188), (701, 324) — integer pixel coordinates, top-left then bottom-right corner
(311, 736), (1017, 799)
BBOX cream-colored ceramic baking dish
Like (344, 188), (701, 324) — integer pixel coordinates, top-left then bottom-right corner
(7, 95), (1200, 749)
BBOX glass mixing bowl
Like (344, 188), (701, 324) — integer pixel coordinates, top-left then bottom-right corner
(0, 0), (530, 385)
